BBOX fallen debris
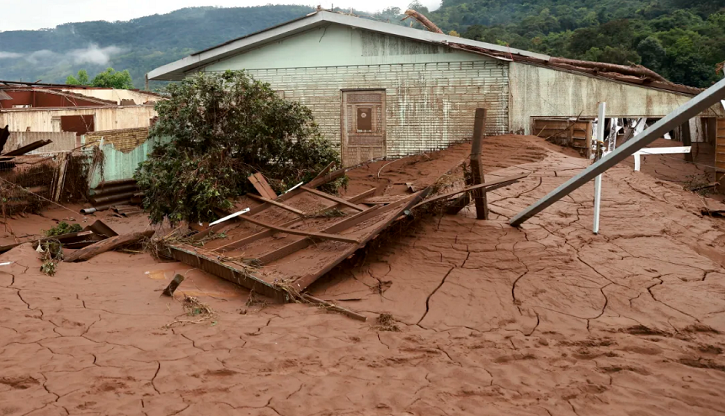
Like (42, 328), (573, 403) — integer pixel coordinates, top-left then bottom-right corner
(2, 139), (52, 156)
(162, 274), (185, 297)
(64, 229), (155, 262)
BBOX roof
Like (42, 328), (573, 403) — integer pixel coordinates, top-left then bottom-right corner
(147, 10), (549, 81)
(147, 10), (700, 96)
(0, 87), (118, 107)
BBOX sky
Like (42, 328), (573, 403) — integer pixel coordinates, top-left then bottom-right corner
(0, 0), (440, 31)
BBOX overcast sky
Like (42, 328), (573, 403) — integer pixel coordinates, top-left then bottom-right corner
(1, 0), (440, 31)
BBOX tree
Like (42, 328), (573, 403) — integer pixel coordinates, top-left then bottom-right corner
(134, 70), (341, 225)
(637, 36), (666, 72)
(91, 68), (134, 89)
(66, 69), (90, 86)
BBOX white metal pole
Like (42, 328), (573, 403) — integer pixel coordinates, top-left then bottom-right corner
(593, 102), (606, 234)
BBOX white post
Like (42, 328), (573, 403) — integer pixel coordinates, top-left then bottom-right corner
(593, 102), (606, 235)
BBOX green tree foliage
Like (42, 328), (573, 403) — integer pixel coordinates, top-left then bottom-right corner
(90, 68), (134, 89)
(432, 0), (725, 87)
(66, 69), (90, 85)
(134, 71), (340, 225)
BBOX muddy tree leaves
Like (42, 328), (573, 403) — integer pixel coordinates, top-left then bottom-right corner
(135, 70), (340, 224)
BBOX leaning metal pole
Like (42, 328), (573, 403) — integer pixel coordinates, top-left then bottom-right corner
(510, 76), (725, 227)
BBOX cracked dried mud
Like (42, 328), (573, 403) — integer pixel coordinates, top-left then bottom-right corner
(2, 135), (725, 415)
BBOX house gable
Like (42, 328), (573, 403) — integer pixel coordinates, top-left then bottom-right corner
(203, 24), (490, 72)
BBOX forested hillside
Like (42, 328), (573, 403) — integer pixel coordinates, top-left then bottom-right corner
(0, 1), (723, 88)
(0, 5), (312, 87)
(428, 0), (725, 87)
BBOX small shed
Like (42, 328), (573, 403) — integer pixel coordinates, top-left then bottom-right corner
(148, 11), (724, 167)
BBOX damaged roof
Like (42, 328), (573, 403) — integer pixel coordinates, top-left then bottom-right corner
(147, 10), (700, 96)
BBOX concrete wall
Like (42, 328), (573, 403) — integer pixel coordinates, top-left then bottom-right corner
(84, 127), (149, 153)
(509, 63), (725, 134)
(203, 25), (509, 157)
(0, 105), (157, 133)
(60, 88), (161, 105)
(6, 131), (78, 153)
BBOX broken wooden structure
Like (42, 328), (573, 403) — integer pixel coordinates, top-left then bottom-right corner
(164, 168), (428, 301)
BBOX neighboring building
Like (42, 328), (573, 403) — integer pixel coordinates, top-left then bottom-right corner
(148, 11), (724, 166)
(0, 82), (158, 153)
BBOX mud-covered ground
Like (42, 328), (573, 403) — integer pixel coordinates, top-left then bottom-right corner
(2, 135), (725, 416)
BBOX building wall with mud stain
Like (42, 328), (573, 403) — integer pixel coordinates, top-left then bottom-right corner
(509, 62), (725, 135)
(202, 24), (509, 159)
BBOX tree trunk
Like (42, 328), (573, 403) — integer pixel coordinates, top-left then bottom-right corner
(64, 230), (155, 262)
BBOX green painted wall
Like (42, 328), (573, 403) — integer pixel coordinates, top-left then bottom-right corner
(204, 24), (488, 71)
(87, 137), (169, 188)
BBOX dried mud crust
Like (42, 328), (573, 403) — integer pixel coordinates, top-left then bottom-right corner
(3, 135), (725, 415)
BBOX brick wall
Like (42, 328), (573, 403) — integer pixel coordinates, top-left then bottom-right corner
(241, 59), (509, 159)
(84, 127), (149, 153)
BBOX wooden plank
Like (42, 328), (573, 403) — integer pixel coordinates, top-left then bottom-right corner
(346, 187), (377, 203)
(470, 108), (489, 220)
(167, 244), (285, 301)
(412, 174), (527, 209)
(301, 186), (366, 211)
(248, 173), (277, 199)
(214, 189), (375, 253)
(291, 189), (430, 292)
(246, 193), (305, 216)
(258, 202), (394, 264)
(236, 214), (360, 244)
(64, 230), (155, 262)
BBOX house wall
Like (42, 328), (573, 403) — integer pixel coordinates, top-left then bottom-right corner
(6, 131), (78, 153)
(0, 106), (157, 133)
(509, 63), (725, 135)
(84, 127), (150, 153)
(202, 25), (509, 157)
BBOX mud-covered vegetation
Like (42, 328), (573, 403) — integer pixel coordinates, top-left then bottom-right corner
(135, 70), (340, 225)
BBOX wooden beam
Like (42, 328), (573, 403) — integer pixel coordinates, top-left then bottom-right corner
(412, 174), (527, 209)
(510, 76), (725, 227)
(64, 230), (155, 262)
(301, 186), (366, 211)
(291, 190), (430, 291)
(248, 172), (277, 199)
(236, 214), (359, 244)
(258, 203), (392, 264)
(470, 108), (489, 220)
(246, 193), (305, 216)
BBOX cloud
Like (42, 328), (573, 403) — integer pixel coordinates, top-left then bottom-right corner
(69, 44), (123, 65)
(0, 51), (24, 59)
(25, 50), (57, 64)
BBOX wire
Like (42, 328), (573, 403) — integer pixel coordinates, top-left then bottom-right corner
(0, 175), (86, 219)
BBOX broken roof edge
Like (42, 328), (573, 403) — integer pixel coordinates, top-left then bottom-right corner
(146, 10), (699, 97)
(147, 10), (549, 81)
(0, 87), (119, 106)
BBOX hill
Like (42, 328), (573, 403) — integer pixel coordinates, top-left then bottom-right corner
(0, 1), (723, 89)
(0, 5), (313, 88)
(429, 0), (725, 88)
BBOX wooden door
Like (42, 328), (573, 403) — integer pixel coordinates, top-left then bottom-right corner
(716, 118), (725, 180)
(341, 90), (386, 167)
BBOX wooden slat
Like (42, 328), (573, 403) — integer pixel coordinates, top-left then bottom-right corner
(301, 186), (366, 211)
(248, 173), (277, 199)
(246, 193), (305, 216)
(291, 190), (430, 291)
(236, 214), (360, 244)
(412, 174), (527, 209)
